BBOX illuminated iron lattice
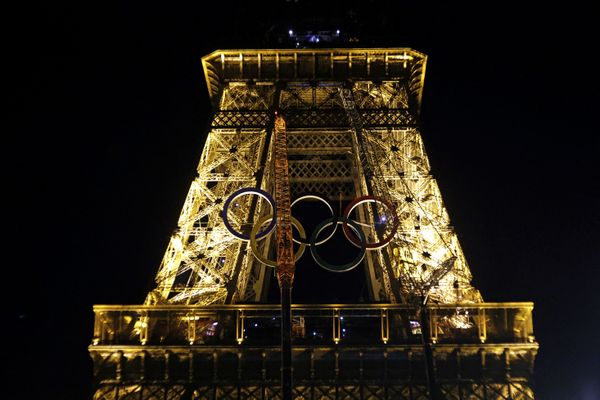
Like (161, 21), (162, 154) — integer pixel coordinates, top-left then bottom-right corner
(91, 49), (537, 400)
(146, 49), (481, 306)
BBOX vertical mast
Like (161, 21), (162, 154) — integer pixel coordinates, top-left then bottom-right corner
(274, 113), (294, 400)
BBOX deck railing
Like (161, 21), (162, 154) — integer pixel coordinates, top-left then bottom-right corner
(91, 302), (535, 347)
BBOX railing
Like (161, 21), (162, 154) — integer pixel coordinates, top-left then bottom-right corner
(91, 303), (535, 347)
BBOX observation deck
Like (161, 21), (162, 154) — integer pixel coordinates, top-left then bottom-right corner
(90, 302), (537, 399)
(201, 48), (427, 110)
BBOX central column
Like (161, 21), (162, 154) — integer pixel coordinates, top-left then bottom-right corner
(273, 113), (295, 400)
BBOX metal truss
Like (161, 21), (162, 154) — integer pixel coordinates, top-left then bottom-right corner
(220, 82), (275, 111)
(211, 109), (414, 130)
(286, 110), (349, 128)
(90, 337), (537, 400)
(146, 73), (482, 305)
(353, 81), (410, 109)
(94, 48), (537, 400)
(212, 111), (271, 129)
(146, 79), (278, 305)
(201, 49), (427, 107)
(93, 382), (535, 400)
(360, 127), (482, 304)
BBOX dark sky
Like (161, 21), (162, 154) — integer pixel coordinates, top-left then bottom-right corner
(9, 1), (599, 399)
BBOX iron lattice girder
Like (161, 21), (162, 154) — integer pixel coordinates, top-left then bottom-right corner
(90, 340), (537, 400)
(90, 344), (538, 375)
(92, 383), (535, 400)
(287, 129), (352, 151)
(150, 46), (477, 306)
(150, 127), (272, 305)
(211, 109), (416, 129)
(147, 74), (483, 304)
(91, 47), (539, 399)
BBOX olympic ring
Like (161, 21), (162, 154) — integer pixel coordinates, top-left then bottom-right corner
(290, 194), (336, 246)
(222, 188), (400, 272)
(249, 215), (307, 267)
(342, 196), (399, 250)
(222, 188), (276, 241)
(310, 217), (366, 272)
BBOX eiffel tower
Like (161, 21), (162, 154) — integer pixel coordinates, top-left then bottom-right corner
(89, 48), (538, 399)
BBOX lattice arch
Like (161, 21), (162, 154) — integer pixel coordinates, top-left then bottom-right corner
(280, 83), (344, 110)
(353, 81), (410, 109)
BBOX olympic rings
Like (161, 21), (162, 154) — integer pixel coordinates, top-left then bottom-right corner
(309, 217), (366, 272)
(249, 215), (307, 268)
(222, 188), (399, 271)
(222, 188), (276, 241)
(290, 194), (336, 245)
(342, 196), (399, 250)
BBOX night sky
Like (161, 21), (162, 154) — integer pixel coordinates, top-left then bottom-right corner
(9, 1), (599, 399)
